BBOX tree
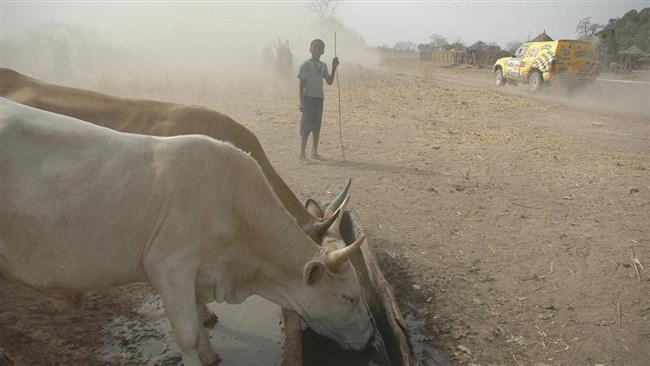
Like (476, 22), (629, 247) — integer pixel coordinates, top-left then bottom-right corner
(417, 43), (432, 52)
(448, 39), (466, 50)
(505, 40), (523, 53)
(575, 17), (603, 39)
(429, 34), (449, 49)
(310, 0), (339, 33)
(487, 42), (503, 52)
(598, 8), (650, 55)
(393, 41), (416, 52)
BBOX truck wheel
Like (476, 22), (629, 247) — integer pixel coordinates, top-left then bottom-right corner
(494, 69), (505, 87)
(528, 71), (542, 92)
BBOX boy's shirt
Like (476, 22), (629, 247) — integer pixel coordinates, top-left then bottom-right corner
(298, 59), (329, 98)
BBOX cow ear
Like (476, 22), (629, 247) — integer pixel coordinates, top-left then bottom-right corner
(303, 261), (326, 286)
(305, 199), (323, 218)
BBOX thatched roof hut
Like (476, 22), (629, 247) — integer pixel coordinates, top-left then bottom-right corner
(531, 31), (553, 42)
(467, 41), (488, 51)
(619, 45), (644, 56)
(618, 45), (648, 68)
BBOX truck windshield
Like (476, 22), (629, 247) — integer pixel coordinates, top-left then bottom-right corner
(514, 44), (527, 58)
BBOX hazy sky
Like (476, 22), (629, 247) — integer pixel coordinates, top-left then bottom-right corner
(1, 1), (647, 47)
(338, 0), (648, 46)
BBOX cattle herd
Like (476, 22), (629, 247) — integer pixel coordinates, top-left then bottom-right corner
(0, 68), (376, 365)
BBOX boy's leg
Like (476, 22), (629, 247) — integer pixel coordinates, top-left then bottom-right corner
(311, 98), (325, 160)
(299, 101), (309, 160)
(312, 131), (321, 159)
(300, 134), (308, 160)
(311, 134), (326, 161)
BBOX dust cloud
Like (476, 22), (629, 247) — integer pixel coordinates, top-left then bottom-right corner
(533, 78), (650, 116)
(1, 2), (377, 97)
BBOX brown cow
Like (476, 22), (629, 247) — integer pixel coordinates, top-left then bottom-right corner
(0, 68), (347, 243)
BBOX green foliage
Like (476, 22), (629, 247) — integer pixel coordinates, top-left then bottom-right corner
(598, 8), (650, 55)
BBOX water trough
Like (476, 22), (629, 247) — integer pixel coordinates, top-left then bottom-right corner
(280, 209), (417, 366)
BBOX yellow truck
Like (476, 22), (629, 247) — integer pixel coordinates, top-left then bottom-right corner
(493, 40), (599, 92)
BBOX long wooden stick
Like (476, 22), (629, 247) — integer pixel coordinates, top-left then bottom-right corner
(334, 32), (345, 161)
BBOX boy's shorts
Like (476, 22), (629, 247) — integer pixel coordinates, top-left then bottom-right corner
(300, 97), (324, 137)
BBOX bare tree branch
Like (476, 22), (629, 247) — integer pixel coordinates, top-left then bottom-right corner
(575, 17), (603, 39)
(310, 0), (340, 32)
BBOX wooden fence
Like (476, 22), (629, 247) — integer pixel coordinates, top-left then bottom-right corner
(421, 49), (510, 66)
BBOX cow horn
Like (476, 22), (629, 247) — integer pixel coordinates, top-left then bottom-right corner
(323, 179), (351, 219)
(314, 206), (341, 235)
(326, 234), (366, 272)
(329, 194), (351, 236)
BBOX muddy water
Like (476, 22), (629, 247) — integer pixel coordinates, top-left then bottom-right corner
(302, 326), (390, 366)
(96, 289), (387, 366)
(98, 294), (284, 365)
(204, 297), (284, 365)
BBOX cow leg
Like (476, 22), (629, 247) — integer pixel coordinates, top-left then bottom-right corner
(198, 302), (219, 328)
(196, 303), (220, 363)
(153, 271), (219, 366)
(195, 273), (219, 328)
(197, 322), (220, 365)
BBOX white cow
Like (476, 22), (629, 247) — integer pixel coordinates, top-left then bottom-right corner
(0, 98), (373, 365)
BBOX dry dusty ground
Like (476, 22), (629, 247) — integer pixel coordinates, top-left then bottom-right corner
(1, 53), (648, 366)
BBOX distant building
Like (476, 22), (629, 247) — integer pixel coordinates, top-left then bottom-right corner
(531, 31), (553, 42)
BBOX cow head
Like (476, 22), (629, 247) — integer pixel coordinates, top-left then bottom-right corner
(299, 232), (374, 350)
(295, 189), (374, 350)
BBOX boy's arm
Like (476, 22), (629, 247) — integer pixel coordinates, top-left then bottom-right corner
(299, 78), (305, 111)
(326, 57), (339, 85)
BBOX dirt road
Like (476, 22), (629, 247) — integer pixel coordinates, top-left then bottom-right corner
(1, 53), (648, 366)
(227, 54), (649, 366)
(390, 58), (649, 151)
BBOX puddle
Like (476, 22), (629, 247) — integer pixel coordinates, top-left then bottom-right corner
(98, 294), (283, 365)
(302, 326), (389, 366)
(402, 310), (453, 366)
(204, 296), (283, 365)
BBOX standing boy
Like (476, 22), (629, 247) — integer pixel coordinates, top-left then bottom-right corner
(298, 39), (339, 161)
